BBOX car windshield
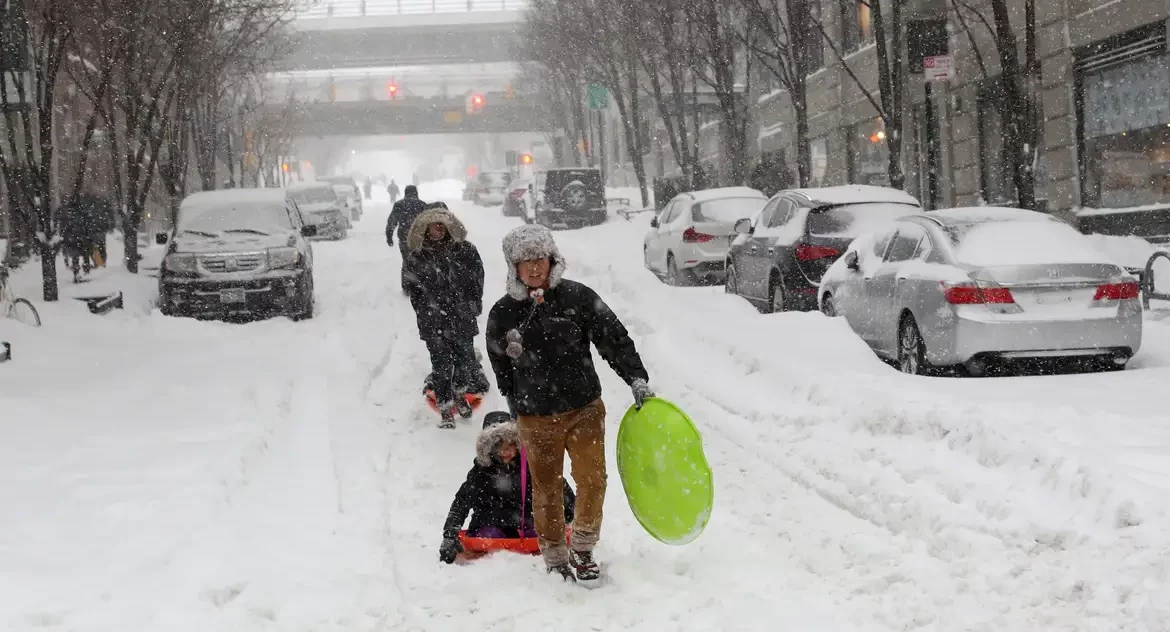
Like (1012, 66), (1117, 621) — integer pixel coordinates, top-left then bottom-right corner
(290, 188), (335, 204)
(807, 203), (919, 238)
(694, 197), (765, 223)
(178, 200), (292, 235)
(479, 172), (511, 186)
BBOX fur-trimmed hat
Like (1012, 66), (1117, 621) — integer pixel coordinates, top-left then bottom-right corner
(475, 413), (520, 467)
(405, 207), (467, 252)
(501, 225), (566, 301)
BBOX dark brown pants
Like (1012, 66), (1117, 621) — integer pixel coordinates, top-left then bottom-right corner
(517, 398), (606, 567)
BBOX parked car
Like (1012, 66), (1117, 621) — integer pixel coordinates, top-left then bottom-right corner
(819, 207), (1143, 376)
(318, 175), (362, 220)
(463, 179), (476, 201)
(286, 181), (348, 240)
(156, 189), (317, 321)
(535, 167), (606, 229)
(473, 171), (512, 206)
(726, 185), (922, 312)
(644, 186), (767, 285)
(502, 178), (533, 219)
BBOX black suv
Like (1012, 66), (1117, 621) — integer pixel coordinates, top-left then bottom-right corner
(535, 168), (606, 229)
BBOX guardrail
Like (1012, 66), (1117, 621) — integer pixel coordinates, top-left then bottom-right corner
(1142, 250), (1170, 310)
(296, 0), (527, 17)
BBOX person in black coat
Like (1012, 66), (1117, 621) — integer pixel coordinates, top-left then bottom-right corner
(385, 184), (422, 255)
(402, 206), (489, 427)
(485, 224), (653, 582)
(440, 412), (576, 564)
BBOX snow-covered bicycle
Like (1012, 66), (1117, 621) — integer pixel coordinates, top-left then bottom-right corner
(0, 265), (41, 327)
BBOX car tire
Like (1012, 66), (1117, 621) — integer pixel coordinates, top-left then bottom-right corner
(768, 275), (788, 313)
(898, 315), (927, 376)
(821, 294), (835, 317)
(724, 262), (738, 295)
(295, 273), (315, 321)
(667, 254), (690, 287)
(643, 245), (653, 273)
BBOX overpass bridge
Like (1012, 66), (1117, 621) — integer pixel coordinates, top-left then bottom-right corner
(281, 0), (528, 71)
(268, 93), (552, 136)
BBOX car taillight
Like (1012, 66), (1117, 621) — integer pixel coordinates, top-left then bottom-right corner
(1093, 281), (1139, 301)
(795, 244), (840, 261)
(682, 227), (714, 243)
(509, 189), (525, 199)
(942, 282), (1016, 304)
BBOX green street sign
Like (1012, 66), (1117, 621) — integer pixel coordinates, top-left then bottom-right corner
(587, 83), (608, 110)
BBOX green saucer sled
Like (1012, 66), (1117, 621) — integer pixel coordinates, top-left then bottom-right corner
(616, 397), (714, 545)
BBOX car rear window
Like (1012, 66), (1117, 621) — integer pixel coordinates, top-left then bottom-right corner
(546, 170), (602, 192)
(693, 198), (765, 223)
(807, 203), (919, 238)
(950, 220), (1108, 267)
(292, 188), (334, 204)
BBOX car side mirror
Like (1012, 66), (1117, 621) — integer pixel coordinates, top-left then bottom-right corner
(155, 232), (168, 245)
(650, 217), (659, 228)
(301, 225), (318, 237)
(734, 218), (752, 235)
(845, 250), (860, 271)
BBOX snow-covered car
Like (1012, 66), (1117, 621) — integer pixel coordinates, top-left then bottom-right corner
(644, 187), (767, 286)
(502, 179), (533, 219)
(473, 171), (512, 206)
(318, 176), (362, 221)
(534, 167), (606, 228)
(156, 189), (317, 321)
(819, 207), (1143, 376)
(726, 185), (922, 312)
(286, 181), (348, 240)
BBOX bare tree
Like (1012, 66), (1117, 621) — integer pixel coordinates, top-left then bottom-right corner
(0, 0), (74, 300)
(638, 0), (703, 187)
(952, 0), (1040, 209)
(816, 0), (907, 189)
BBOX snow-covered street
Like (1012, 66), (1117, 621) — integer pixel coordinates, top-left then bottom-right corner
(3, 188), (1170, 631)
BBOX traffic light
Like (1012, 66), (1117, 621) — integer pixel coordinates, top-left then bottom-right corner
(387, 82), (398, 100)
(521, 153), (533, 165)
(467, 93), (486, 114)
(281, 163), (290, 173)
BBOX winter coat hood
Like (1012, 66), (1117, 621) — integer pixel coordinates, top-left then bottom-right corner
(406, 208), (468, 252)
(475, 418), (520, 467)
(501, 225), (567, 301)
(404, 185), (419, 198)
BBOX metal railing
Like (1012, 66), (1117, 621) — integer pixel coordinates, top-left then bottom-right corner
(295, 0), (527, 17)
(1141, 250), (1170, 310)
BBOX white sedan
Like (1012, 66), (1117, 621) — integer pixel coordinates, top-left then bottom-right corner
(644, 187), (767, 285)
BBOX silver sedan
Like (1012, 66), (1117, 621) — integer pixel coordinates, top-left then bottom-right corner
(818, 208), (1143, 375)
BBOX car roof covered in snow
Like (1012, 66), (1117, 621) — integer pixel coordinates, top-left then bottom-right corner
(180, 189), (287, 210)
(784, 185), (921, 208)
(286, 180), (333, 192)
(924, 206), (1059, 226)
(677, 187), (767, 203)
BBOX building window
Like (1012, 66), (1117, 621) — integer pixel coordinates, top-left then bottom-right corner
(977, 78), (1049, 208)
(840, 0), (874, 52)
(848, 118), (890, 186)
(1076, 24), (1170, 209)
(810, 136), (828, 187)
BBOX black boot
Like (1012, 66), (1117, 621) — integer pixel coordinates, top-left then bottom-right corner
(454, 395), (474, 419)
(570, 549), (600, 582)
(437, 403), (455, 429)
(547, 563), (576, 582)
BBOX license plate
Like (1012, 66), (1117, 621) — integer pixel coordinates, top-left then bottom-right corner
(219, 288), (246, 304)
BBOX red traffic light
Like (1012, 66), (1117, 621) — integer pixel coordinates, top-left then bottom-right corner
(521, 153), (533, 165)
(472, 94), (484, 107)
(388, 82), (398, 98)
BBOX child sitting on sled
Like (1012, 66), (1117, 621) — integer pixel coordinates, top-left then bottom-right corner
(439, 411), (576, 564)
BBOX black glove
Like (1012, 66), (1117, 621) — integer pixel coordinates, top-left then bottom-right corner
(505, 395), (518, 419)
(439, 537), (462, 564)
(387, 238), (394, 247)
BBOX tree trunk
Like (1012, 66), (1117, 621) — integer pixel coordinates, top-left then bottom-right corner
(794, 98), (811, 187)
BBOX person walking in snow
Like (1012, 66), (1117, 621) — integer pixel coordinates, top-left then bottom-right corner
(485, 224), (654, 583)
(440, 411), (577, 564)
(402, 205), (488, 428)
(386, 184), (428, 292)
(387, 179), (401, 204)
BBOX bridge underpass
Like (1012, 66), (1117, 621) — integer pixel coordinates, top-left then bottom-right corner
(282, 2), (526, 71)
(279, 94), (552, 136)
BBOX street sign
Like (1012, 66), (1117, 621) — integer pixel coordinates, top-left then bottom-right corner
(907, 18), (948, 74)
(923, 55), (954, 82)
(587, 83), (608, 110)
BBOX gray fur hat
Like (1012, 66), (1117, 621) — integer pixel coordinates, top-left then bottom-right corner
(406, 207), (467, 251)
(475, 419), (521, 467)
(501, 225), (566, 301)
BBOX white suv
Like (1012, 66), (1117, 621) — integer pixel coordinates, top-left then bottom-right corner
(644, 187), (767, 285)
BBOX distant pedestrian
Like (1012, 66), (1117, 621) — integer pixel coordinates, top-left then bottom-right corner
(387, 179), (401, 204)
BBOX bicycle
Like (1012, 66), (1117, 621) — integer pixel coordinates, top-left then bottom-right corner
(0, 265), (42, 327)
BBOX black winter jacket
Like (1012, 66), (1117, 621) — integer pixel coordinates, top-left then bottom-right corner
(402, 209), (484, 340)
(486, 279), (649, 416)
(385, 196), (427, 246)
(443, 457), (576, 540)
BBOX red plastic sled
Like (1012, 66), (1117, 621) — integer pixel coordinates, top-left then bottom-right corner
(457, 527), (572, 557)
(425, 390), (484, 414)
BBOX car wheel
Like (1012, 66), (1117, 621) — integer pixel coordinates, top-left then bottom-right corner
(724, 262), (738, 294)
(768, 276), (787, 313)
(295, 273), (315, 321)
(898, 316), (926, 375)
(667, 254), (689, 287)
(643, 245), (652, 272)
(821, 294), (835, 317)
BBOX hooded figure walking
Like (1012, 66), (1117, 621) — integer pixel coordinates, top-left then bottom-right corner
(387, 184), (429, 292)
(485, 225), (654, 584)
(403, 205), (489, 428)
